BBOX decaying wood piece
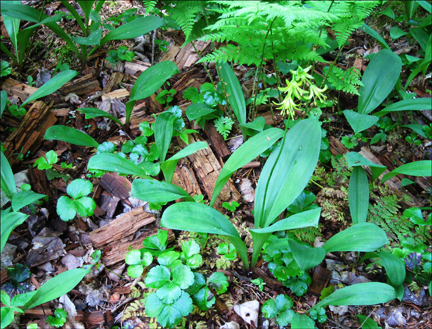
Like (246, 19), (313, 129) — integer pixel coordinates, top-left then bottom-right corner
(1, 78), (38, 103)
(309, 265), (332, 295)
(89, 207), (156, 248)
(103, 72), (124, 93)
(328, 136), (349, 156)
(3, 101), (57, 167)
(204, 121), (231, 158)
(172, 159), (203, 197)
(102, 228), (175, 266)
(60, 73), (101, 96)
(28, 167), (52, 198)
(124, 61), (151, 76)
(99, 173), (132, 207)
(178, 134), (241, 210)
(101, 88), (130, 102)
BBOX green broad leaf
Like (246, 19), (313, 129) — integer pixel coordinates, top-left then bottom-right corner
(417, 0), (432, 13)
(181, 240), (200, 258)
(45, 150), (58, 164)
(1, 307), (15, 329)
(1, 0), (20, 56)
(390, 26), (408, 40)
(125, 249), (141, 265)
(217, 243), (229, 255)
(219, 63), (246, 125)
(291, 313), (315, 329)
(381, 7), (395, 19)
(346, 152), (386, 181)
(1, 212), (28, 253)
(381, 160), (432, 182)
(121, 140), (135, 153)
(359, 24), (390, 51)
(358, 49), (402, 115)
(278, 309), (295, 326)
(139, 121), (154, 136)
(288, 239), (325, 271)
(356, 315), (380, 328)
(410, 28), (428, 51)
(161, 141), (208, 183)
(87, 153), (149, 178)
(67, 179), (92, 199)
(185, 254), (202, 269)
(185, 273), (206, 295)
(101, 16), (163, 45)
(322, 222), (388, 253)
(76, 0), (95, 21)
(154, 112), (175, 163)
(161, 202), (249, 270)
(276, 294), (293, 311)
(72, 28), (102, 46)
(239, 116), (266, 136)
(47, 308), (67, 328)
(145, 293), (164, 317)
(254, 118), (321, 229)
(34, 156), (50, 170)
(79, 107), (123, 125)
(349, 166), (369, 224)
(12, 190), (46, 212)
(156, 282), (182, 304)
(343, 110), (379, 134)
(288, 279), (308, 297)
(401, 178), (415, 187)
(210, 128), (285, 207)
(56, 196), (76, 221)
(45, 125), (99, 148)
(11, 291), (36, 307)
(171, 264), (194, 289)
(375, 98), (432, 117)
(157, 251), (180, 267)
(1, 151), (17, 199)
(186, 103), (217, 121)
(74, 197), (96, 217)
(22, 70), (78, 107)
(377, 251), (406, 288)
(158, 291), (193, 328)
(192, 286), (215, 311)
(262, 299), (277, 318)
(287, 191), (316, 214)
(311, 282), (396, 311)
(97, 142), (116, 154)
(1, 90), (8, 117)
(23, 268), (89, 311)
(208, 272), (229, 294)
(403, 124), (428, 138)
(143, 230), (168, 251)
(145, 265), (171, 288)
(131, 179), (195, 203)
(1, 290), (11, 307)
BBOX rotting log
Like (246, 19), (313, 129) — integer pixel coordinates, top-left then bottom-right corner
(99, 172), (132, 207)
(204, 121), (231, 158)
(172, 158), (203, 197)
(60, 73), (101, 96)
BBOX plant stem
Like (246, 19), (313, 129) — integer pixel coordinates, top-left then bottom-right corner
(322, 45), (343, 86)
(191, 41), (214, 84)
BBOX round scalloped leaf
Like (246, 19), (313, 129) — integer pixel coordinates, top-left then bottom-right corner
(185, 273), (206, 295)
(56, 196), (76, 221)
(142, 251), (153, 267)
(145, 292), (164, 317)
(97, 142), (116, 154)
(67, 179), (93, 199)
(172, 265), (194, 289)
(45, 150), (58, 164)
(156, 282), (181, 304)
(277, 309), (295, 327)
(262, 299), (277, 319)
(157, 304), (182, 328)
(192, 286), (215, 311)
(127, 264), (144, 278)
(288, 279), (308, 297)
(171, 291), (193, 317)
(145, 265), (171, 288)
(125, 250), (141, 265)
(181, 240), (200, 258)
(157, 251), (180, 267)
(208, 272), (229, 294)
(186, 254), (202, 269)
(275, 294), (293, 312)
(74, 197), (96, 217)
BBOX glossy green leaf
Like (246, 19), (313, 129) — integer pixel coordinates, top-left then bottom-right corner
(71, 28), (102, 46)
(323, 222), (388, 253)
(192, 286), (215, 311)
(158, 291), (193, 328)
(358, 50), (402, 115)
(77, 0), (96, 21)
(87, 153), (149, 178)
(0, 3), (44, 22)
(145, 265), (171, 288)
(1, 91), (7, 117)
(219, 62), (246, 125)
(1, 212), (28, 253)
(381, 160), (432, 182)
(186, 103), (217, 121)
(349, 167), (369, 224)
(1, 151), (17, 199)
(45, 125), (99, 148)
(101, 16), (164, 45)
(12, 190), (45, 212)
(143, 230), (168, 251)
(145, 293), (164, 317)
(374, 98), (432, 117)
(377, 251), (406, 288)
(311, 282), (396, 310)
(172, 264), (194, 289)
(22, 70), (78, 107)
(154, 112), (175, 163)
(56, 196), (77, 221)
(156, 282), (181, 304)
(67, 179), (92, 199)
(343, 110), (379, 134)
(291, 313), (315, 329)
(23, 269), (89, 310)
(288, 239), (325, 271)
(359, 24), (390, 50)
(346, 152), (387, 181)
(210, 128), (284, 207)
(410, 28), (428, 51)
(161, 202), (249, 269)
(417, 0), (432, 13)
(1, 307), (15, 329)
(390, 27), (408, 40)
(208, 272), (229, 294)
(74, 197), (96, 217)
(1, 0), (20, 55)
(78, 107), (123, 125)
(132, 179), (194, 203)
(356, 315), (380, 329)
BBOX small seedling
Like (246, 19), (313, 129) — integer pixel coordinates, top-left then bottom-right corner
(309, 306), (327, 323)
(27, 76), (35, 87)
(47, 308), (67, 328)
(222, 201), (239, 212)
(0, 61), (11, 77)
(156, 89), (177, 105)
(217, 243), (237, 261)
(125, 249), (153, 278)
(251, 278), (266, 291)
(214, 116), (234, 140)
(405, 132), (421, 146)
(262, 294), (295, 326)
(56, 179), (96, 221)
(180, 240), (203, 269)
(34, 150), (58, 170)
(155, 39), (170, 52)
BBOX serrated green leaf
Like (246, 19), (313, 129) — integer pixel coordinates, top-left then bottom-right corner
(67, 179), (92, 199)
(172, 265), (194, 289)
(277, 309), (295, 326)
(145, 265), (171, 288)
(143, 230), (168, 251)
(74, 197), (96, 217)
(275, 294), (293, 312)
(185, 254), (202, 269)
(125, 250), (141, 265)
(145, 292), (164, 317)
(291, 313), (315, 329)
(208, 272), (229, 294)
(157, 304), (182, 329)
(182, 240), (200, 258)
(192, 286), (215, 311)
(158, 251), (180, 267)
(288, 279), (308, 297)
(56, 196), (76, 221)
(156, 282), (181, 304)
(262, 299), (278, 318)
(97, 142), (116, 154)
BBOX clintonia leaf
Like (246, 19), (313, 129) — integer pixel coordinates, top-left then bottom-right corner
(45, 126), (99, 148)
(12, 190), (46, 212)
(349, 166), (369, 224)
(376, 251), (406, 288)
(288, 239), (326, 271)
(1, 151), (17, 199)
(154, 111), (175, 163)
(1, 212), (29, 253)
(79, 107), (123, 125)
(219, 62), (246, 125)
(87, 153), (150, 178)
(132, 179), (195, 203)
(381, 160), (432, 182)
(71, 28), (102, 46)
(356, 315), (380, 329)
(374, 98), (432, 117)
(346, 152), (386, 181)
(343, 110), (379, 134)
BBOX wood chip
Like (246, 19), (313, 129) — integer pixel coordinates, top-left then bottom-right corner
(204, 121), (231, 158)
(99, 173), (132, 206)
(101, 88), (130, 102)
(60, 74), (101, 96)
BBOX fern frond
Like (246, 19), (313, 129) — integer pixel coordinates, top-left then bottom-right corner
(143, 1), (157, 14)
(327, 67), (363, 95)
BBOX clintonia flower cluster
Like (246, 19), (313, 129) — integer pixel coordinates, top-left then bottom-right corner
(275, 66), (328, 119)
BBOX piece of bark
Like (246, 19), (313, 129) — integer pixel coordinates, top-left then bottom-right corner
(89, 207), (156, 247)
(257, 111), (282, 125)
(242, 161), (260, 169)
(124, 61), (151, 76)
(178, 134), (241, 210)
(172, 160), (203, 197)
(204, 121), (231, 158)
(76, 311), (104, 327)
(24, 307), (53, 316)
(1, 78), (38, 104)
(103, 72), (124, 93)
(100, 194), (120, 219)
(60, 74), (101, 96)
(99, 172), (132, 207)
(28, 167), (52, 199)
(328, 135), (349, 155)
(102, 228), (174, 266)
(101, 88), (130, 102)
(3, 101), (57, 167)
(51, 108), (70, 116)
(252, 267), (283, 289)
(309, 265), (332, 295)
